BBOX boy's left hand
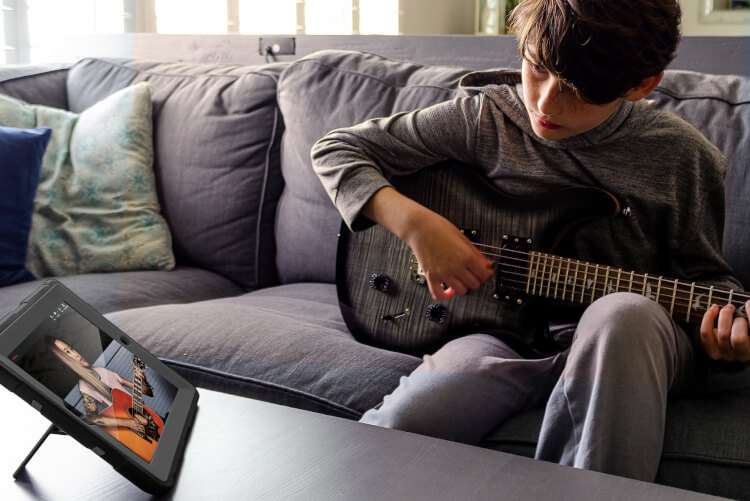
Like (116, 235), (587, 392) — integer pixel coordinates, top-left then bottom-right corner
(700, 302), (750, 362)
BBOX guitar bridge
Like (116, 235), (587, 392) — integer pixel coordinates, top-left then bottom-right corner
(410, 252), (426, 285)
(495, 234), (532, 304)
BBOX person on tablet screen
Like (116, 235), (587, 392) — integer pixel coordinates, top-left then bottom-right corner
(45, 336), (163, 459)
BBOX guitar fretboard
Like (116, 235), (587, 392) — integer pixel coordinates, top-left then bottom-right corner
(503, 250), (748, 324)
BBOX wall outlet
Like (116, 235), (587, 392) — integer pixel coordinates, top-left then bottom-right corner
(258, 37), (296, 56)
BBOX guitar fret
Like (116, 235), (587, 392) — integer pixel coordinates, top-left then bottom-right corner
(525, 252), (535, 294)
(687, 282), (695, 322)
(670, 279), (678, 316)
(545, 256), (555, 297)
(629, 271), (634, 292)
(655, 276), (662, 304)
(572, 261), (580, 302)
(554, 257), (562, 299)
(708, 285), (714, 309)
(562, 259), (572, 300)
(580, 262), (588, 304)
(535, 254), (544, 295)
(603, 266), (611, 296)
(591, 264), (599, 303)
(616, 268), (622, 293)
(729, 289), (734, 306)
(642, 273), (649, 297)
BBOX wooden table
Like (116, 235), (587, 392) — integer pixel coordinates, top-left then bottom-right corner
(0, 386), (728, 500)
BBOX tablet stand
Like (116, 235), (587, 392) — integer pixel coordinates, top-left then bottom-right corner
(13, 423), (66, 479)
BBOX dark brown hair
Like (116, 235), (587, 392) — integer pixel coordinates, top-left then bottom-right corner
(508, 0), (681, 104)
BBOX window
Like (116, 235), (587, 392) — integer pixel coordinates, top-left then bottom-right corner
(0, 4), (6, 65)
(359, 0), (399, 35)
(305, 0), (351, 35)
(14, 0), (401, 64)
(155, 0), (227, 34)
(27, 0), (124, 63)
(238, 0), (298, 35)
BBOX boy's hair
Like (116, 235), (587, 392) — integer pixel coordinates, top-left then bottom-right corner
(508, 0), (681, 104)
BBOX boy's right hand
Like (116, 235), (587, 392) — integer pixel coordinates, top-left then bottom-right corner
(403, 209), (494, 300)
(362, 186), (494, 301)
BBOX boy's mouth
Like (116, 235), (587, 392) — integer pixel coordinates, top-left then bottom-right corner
(535, 115), (562, 131)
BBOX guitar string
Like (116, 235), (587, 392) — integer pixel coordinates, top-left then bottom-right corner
(470, 242), (749, 303)
(478, 254), (750, 313)
(438, 244), (748, 318)
(480, 271), (748, 321)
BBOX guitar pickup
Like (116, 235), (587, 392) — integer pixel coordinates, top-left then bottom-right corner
(495, 234), (532, 304)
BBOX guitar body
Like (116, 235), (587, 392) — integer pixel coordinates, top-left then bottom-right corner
(100, 388), (164, 462)
(336, 162), (621, 356)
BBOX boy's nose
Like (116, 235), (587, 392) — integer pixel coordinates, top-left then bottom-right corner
(537, 79), (564, 116)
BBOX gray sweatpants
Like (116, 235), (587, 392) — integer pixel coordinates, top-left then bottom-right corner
(359, 292), (697, 481)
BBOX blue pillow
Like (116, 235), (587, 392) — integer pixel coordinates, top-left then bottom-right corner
(0, 125), (51, 287)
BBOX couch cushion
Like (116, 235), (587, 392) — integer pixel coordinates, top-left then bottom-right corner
(275, 50), (472, 284)
(65, 58), (287, 291)
(480, 373), (750, 500)
(106, 283), (421, 418)
(0, 266), (244, 321)
(0, 126), (51, 286)
(0, 83), (175, 278)
(648, 71), (750, 289)
(0, 64), (70, 109)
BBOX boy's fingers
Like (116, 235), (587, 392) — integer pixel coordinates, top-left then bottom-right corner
(716, 304), (736, 353)
(731, 317), (750, 361)
(700, 304), (720, 360)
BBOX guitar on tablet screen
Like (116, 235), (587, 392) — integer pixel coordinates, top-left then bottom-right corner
(100, 356), (163, 461)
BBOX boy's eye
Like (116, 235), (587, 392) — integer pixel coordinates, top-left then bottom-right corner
(532, 63), (546, 74)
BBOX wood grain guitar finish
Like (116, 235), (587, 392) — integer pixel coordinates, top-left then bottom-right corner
(336, 163), (748, 356)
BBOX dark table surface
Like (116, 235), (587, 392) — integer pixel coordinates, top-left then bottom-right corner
(0, 386), (729, 501)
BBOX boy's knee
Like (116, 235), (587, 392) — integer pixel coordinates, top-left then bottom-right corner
(576, 292), (673, 349)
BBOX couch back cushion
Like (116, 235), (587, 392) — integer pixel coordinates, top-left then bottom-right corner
(65, 58), (287, 290)
(275, 50), (470, 284)
(0, 65), (70, 110)
(648, 71), (750, 289)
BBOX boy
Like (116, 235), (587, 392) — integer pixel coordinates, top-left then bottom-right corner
(311, 0), (750, 481)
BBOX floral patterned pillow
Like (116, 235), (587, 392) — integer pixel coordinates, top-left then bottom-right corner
(0, 82), (175, 277)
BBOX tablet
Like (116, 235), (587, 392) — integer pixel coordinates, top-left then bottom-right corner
(0, 280), (198, 494)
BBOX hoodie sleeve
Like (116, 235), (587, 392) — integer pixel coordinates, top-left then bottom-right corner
(311, 94), (483, 231)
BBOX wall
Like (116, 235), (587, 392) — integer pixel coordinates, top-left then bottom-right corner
(399, 0), (476, 34)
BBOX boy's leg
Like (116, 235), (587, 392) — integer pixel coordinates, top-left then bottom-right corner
(360, 332), (567, 444)
(534, 292), (697, 481)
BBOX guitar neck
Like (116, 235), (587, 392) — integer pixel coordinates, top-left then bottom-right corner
(132, 359), (144, 416)
(510, 250), (748, 324)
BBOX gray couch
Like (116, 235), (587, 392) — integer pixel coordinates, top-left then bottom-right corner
(1, 46), (749, 499)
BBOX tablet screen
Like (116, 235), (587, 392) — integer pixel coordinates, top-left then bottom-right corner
(8, 301), (177, 463)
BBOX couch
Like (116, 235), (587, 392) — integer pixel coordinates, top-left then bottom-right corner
(1, 42), (749, 499)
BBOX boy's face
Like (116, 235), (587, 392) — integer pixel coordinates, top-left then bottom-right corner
(521, 56), (623, 141)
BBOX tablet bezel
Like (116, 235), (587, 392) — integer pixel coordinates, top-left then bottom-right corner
(0, 280), (197, 491)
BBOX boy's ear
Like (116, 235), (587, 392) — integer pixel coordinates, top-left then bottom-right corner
(624, 72), (664, 101)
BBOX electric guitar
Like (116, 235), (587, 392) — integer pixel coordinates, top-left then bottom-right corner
(100, 356), (163, 461)
(336, 163), (748, 356)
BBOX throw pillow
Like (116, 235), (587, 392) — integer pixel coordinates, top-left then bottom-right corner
(0, 125), (51, 286)
(0, 82), (175, 277)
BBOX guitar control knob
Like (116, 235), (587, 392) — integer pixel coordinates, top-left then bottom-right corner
(425, 304), (448, 323)
(369, 273), (391, 293)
